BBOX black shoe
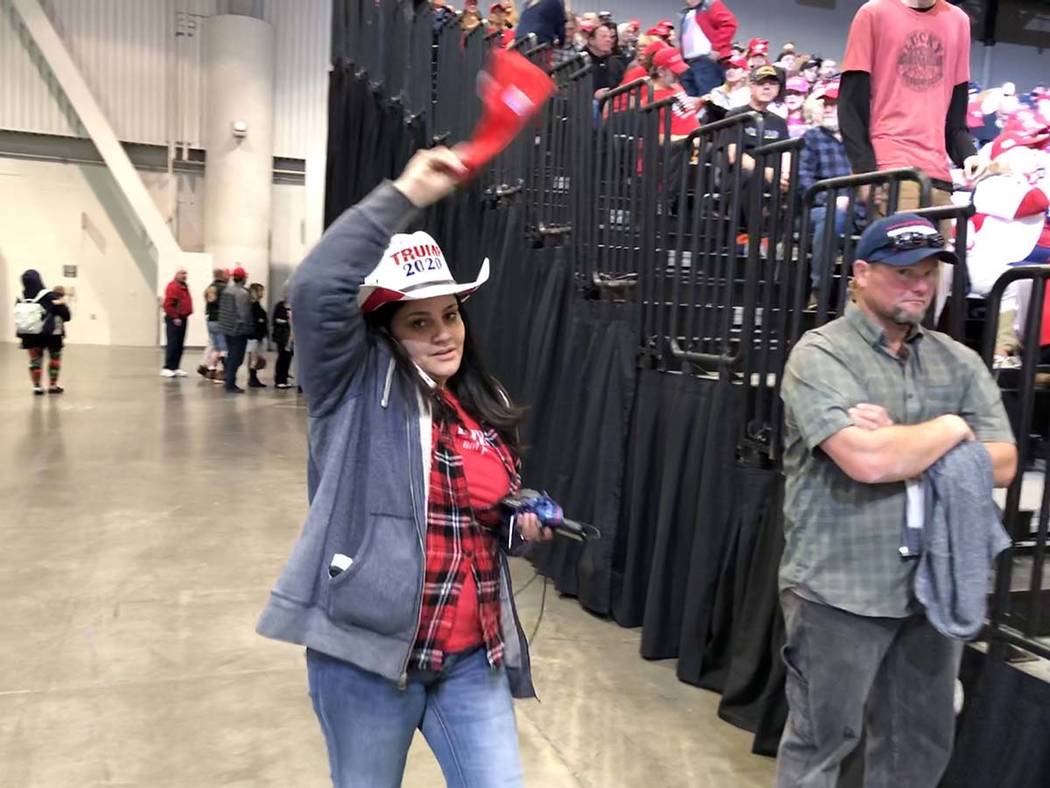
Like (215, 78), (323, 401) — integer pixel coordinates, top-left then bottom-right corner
(225, 385), (245, 393)
(275, 382), (292, 389)
(48, 386), (64, 395)
(249, 379), (267, 388)
(33, 386), (45, 396)
(197, 365), (209, 378)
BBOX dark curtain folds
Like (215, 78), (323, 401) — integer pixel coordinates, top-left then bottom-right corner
(940, 648), (1050, 788)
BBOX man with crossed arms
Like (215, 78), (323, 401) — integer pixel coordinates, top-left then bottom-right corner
(777, 213), (1017, 787)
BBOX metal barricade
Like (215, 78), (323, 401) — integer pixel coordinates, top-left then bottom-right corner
(640, 112), (753, 370)
(586, 80), (653, 291)
(526, 54), (591, 244)
(736, 135), (804, 459)
(982, 266), (1050, 661)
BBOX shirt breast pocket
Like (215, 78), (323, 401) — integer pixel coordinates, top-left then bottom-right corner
(923, 383), (962, 419)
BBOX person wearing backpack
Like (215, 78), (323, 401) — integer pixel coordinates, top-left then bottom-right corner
(15, 269), (71, 396)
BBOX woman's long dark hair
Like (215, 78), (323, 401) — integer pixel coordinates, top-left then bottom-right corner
(366, 298), (526, 457)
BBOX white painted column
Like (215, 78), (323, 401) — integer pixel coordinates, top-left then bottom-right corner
(202, 14), (275, 290)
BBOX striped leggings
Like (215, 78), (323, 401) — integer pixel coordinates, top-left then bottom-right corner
(27, 346), (62, 386)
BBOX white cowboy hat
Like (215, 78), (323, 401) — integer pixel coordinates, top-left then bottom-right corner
(358, 231), (490, 313)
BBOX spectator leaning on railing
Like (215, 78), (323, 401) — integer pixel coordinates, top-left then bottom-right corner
(797, 84), (860, 310)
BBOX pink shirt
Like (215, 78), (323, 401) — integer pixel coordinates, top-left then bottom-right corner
(842, 0), (971, 181)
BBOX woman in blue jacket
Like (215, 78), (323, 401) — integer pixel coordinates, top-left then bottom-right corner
(257, 147), (551, 787)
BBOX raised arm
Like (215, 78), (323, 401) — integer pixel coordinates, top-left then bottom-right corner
(290, 147), (466, 415)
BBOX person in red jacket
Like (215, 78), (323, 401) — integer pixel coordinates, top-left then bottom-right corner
(161, 268), (193, 378)
(677, 0), (737, 98)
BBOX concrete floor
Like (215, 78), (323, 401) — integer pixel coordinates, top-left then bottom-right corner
(0, 344), (776, 788)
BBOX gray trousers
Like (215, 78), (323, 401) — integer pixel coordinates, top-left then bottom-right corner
(775, 591), (963, 788)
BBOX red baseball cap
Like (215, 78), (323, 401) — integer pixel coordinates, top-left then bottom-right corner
(457, 48), (556, 175)
(643, 39), (670, 58)
(821, 85), (840, 101)
(748, 37), (770, 56)
(231, 266), (247, 279)
(725, 55), (748, 70)
(653, 47), (688, 76)
(629, 19), (640, 30)
(488, 2), (505, 11)
(991, 127), (1050, 159)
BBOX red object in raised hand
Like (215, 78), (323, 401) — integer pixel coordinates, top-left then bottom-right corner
(456, 48), (556, 176)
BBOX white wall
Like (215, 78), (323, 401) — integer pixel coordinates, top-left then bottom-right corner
(0, 155), (306, 346)
(0, 0), (330, 160)
(0, 157), (160, 347)
(582, 0), (1049, 91)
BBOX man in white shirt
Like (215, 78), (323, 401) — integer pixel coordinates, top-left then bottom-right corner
(677, 0), (738, 97)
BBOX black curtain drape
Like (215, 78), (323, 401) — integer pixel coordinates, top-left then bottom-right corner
(940, 648), (1050, 788)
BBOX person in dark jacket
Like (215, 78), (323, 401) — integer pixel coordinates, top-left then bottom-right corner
(587, 22), (627, 96)
(256, 147), (553, 787)
(514, 0), (565, 46)
(247, 283), (269, 389)
(15, 269), (71, 396)
(271, 290), (294, 389)
(161, 267), (193, 378)
(198, 268), (228, 381)
(218, 266), (253, 393)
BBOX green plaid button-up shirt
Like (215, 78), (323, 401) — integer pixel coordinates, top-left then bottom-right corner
(780, 303), (1014, 618)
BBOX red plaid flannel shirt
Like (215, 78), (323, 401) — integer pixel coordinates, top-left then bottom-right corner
(410, 402), (521, 672)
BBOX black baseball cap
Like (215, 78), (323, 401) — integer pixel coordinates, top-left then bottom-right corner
(750, 65), (779, 83)
(855, 214), (958, 267)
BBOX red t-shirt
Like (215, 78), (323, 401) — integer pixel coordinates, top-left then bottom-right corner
(842, 0), (970, 181)
(439, 391), (512, 652)
(649, 85), (701, 138)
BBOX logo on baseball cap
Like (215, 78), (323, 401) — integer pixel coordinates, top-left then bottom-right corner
(855, 214), (958, 268)
(751, 65), (779, 83)
(358, 231), (489, 314)
(653, 47), (688, 76)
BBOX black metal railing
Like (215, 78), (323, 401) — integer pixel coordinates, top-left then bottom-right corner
(982, 266), (1050, 662)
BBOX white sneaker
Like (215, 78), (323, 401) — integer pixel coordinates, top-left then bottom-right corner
(172, 369), (188, 377)
(160, 369), (175, 378)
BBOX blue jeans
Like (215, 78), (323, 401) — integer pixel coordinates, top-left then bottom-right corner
(207, 320), (227, 353)
(306, 648), (523, 788)
(775, 591), (962, 788)
(680, 56), (724, 98)
(223, 334), (248, 390)
(809, 205), (849, 291)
